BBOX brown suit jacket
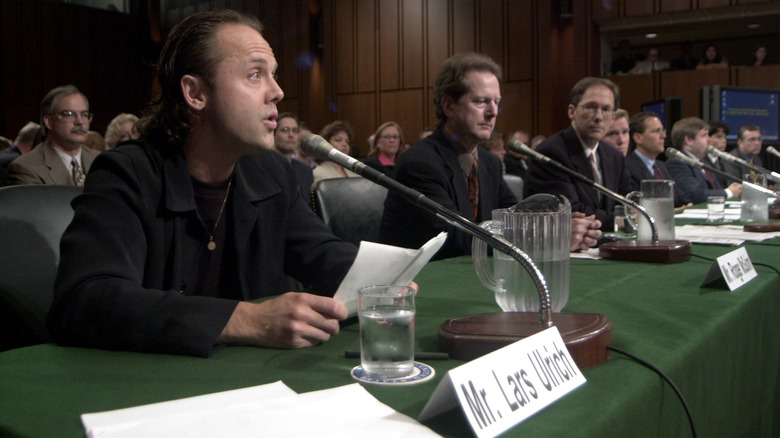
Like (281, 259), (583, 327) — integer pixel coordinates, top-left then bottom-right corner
(7, 140), (100, 186)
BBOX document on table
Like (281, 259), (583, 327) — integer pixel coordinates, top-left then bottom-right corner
(675, 224), (780, 245)
(81, 381), (440, 437)
(334, 232), (447, 315)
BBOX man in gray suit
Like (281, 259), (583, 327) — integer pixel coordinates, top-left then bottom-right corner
(7, 85), (99, 186)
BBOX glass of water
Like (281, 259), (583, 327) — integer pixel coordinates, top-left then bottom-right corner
(358, 285), (416, 378)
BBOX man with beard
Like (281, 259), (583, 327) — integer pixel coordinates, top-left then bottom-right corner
(7, 85), (99, 186)
(523, 77), (631, 231)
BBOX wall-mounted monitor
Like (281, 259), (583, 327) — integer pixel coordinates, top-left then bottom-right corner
(711, 86), (779, 142)
(641, 97), (683, 131)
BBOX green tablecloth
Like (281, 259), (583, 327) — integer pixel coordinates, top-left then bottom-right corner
(1, 239), (779, 437)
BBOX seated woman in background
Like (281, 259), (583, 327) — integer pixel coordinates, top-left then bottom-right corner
(697, 44), (728, 70)
(751, 45), (768, 66)
(362, 121), (404, 175)
(313, 120), (360, 183)
(104, 113), (139, 150)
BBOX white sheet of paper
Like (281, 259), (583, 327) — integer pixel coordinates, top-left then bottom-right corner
(82, 382), (440, 438)
(334, 232), (447, 315)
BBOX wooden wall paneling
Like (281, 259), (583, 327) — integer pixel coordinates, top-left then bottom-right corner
(698, 0), (731, 7)
(660, 0), (692, 12)
(607, 74), (657, 114)
(660, 69), (731, 119)
(379, 0), (400, 91)
(625, 0), (655, 16)
(452, 0), (476, 54)
(402, 0), (424, 89)
(275, 1), (301, 101)
(335, 93), (376, 156)
(356, 0), (377, 93)
(735, 65), (780, 89)
(427, 0), (450, 85)
(591, 0), (620, 20)
(478, 0), (504, 68)
(506, 0), (534, 82)
(379, 89), (425, 149)
(496, 80), (534, 137)
(334, 0), (355, 94)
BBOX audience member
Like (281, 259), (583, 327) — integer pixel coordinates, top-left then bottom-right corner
(85, 131), (107, 151)
(380, 53), (517, 259)
(419, 127), (434, 140)
(531, 135), (546, 149)
(0, 122), (41, 169)
(603, 109), (629, 155)
(707, 121), (730, 187)
(0, 136), (11, 151)
(273, 112), (314, 206)
(721, 125), (764, 180)
(523, 77), (631, 231)
(104, 113), (139, 149)
(293, 122), (317, 169)
(611, 39), (636, 75)
(479, 130), (507, 173)
(625, 112), (691, 207)
(697, 44), (728, 70)
(362, 121), (404, 175)
(666, 117), (741, 204)
(629, 47), (670, 74)
(504, 129), (530, 178)
(312, 120), (360, 182)
(7, 85), (99, 186)
(46, 9), (358, 357)
(670, 41), (699, 70)
(751, 45), (769, 66)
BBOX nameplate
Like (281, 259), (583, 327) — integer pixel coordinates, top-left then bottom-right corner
(700, 247), (757, 291)
(418, 327), (585, 438)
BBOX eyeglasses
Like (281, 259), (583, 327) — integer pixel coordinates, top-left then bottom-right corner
(744, 136), (762, 142)
(380, 134), (400, 140)
(277, 126), (300, 134)
(54, 110), (93, 122)
(576, 103), (615, 119)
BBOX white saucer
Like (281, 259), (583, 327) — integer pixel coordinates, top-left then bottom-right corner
(350, 362), (435, 386)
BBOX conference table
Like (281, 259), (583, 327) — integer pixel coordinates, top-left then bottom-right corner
(2, 214), (779, 437)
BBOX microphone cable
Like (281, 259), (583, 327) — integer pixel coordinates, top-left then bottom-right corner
(606, 345), (697, 438)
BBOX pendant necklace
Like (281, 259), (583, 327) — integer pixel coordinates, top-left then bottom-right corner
(207, 177), (232, 251)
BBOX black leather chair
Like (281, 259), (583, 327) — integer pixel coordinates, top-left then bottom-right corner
(0, 185), (81, 351)
(311, 178), (388, 247)
(503, 174), (524, 201)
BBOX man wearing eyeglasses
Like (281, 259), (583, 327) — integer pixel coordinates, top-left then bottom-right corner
(625, 112), (692, 208)
(7, 84), (99, 186)
(273, 112), (313, 206)
(523, 77), (631, 231)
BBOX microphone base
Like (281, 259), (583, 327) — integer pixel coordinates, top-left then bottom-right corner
(598, 239), (691, 263)
(744, 222), (780, 232)
(439, 312), (612, 370)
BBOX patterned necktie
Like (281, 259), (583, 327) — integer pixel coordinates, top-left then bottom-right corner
(652, 162), (663, 179)
(71, 159), (85, 187)
(468, 158), (479, 221)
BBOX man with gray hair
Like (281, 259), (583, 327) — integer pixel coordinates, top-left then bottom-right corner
(7, 85), (99, 186)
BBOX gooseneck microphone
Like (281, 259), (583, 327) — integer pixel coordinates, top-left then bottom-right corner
(665, 148), (778, 199)
(767, 146), (780, 160)
(705, 145), (780, 184)
(508, 139), (659, 241)
(300, 133), (553, 325)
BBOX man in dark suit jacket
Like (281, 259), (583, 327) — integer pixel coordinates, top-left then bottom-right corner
(721, 124), (765, 180)
(380, 53), (518, 259)
(523, 77), (631, 231)
(625, 111), (692, 207)
(666, 117), (742, 204)
(7, 85), (99, 186)
(273, 112), (314, 207)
